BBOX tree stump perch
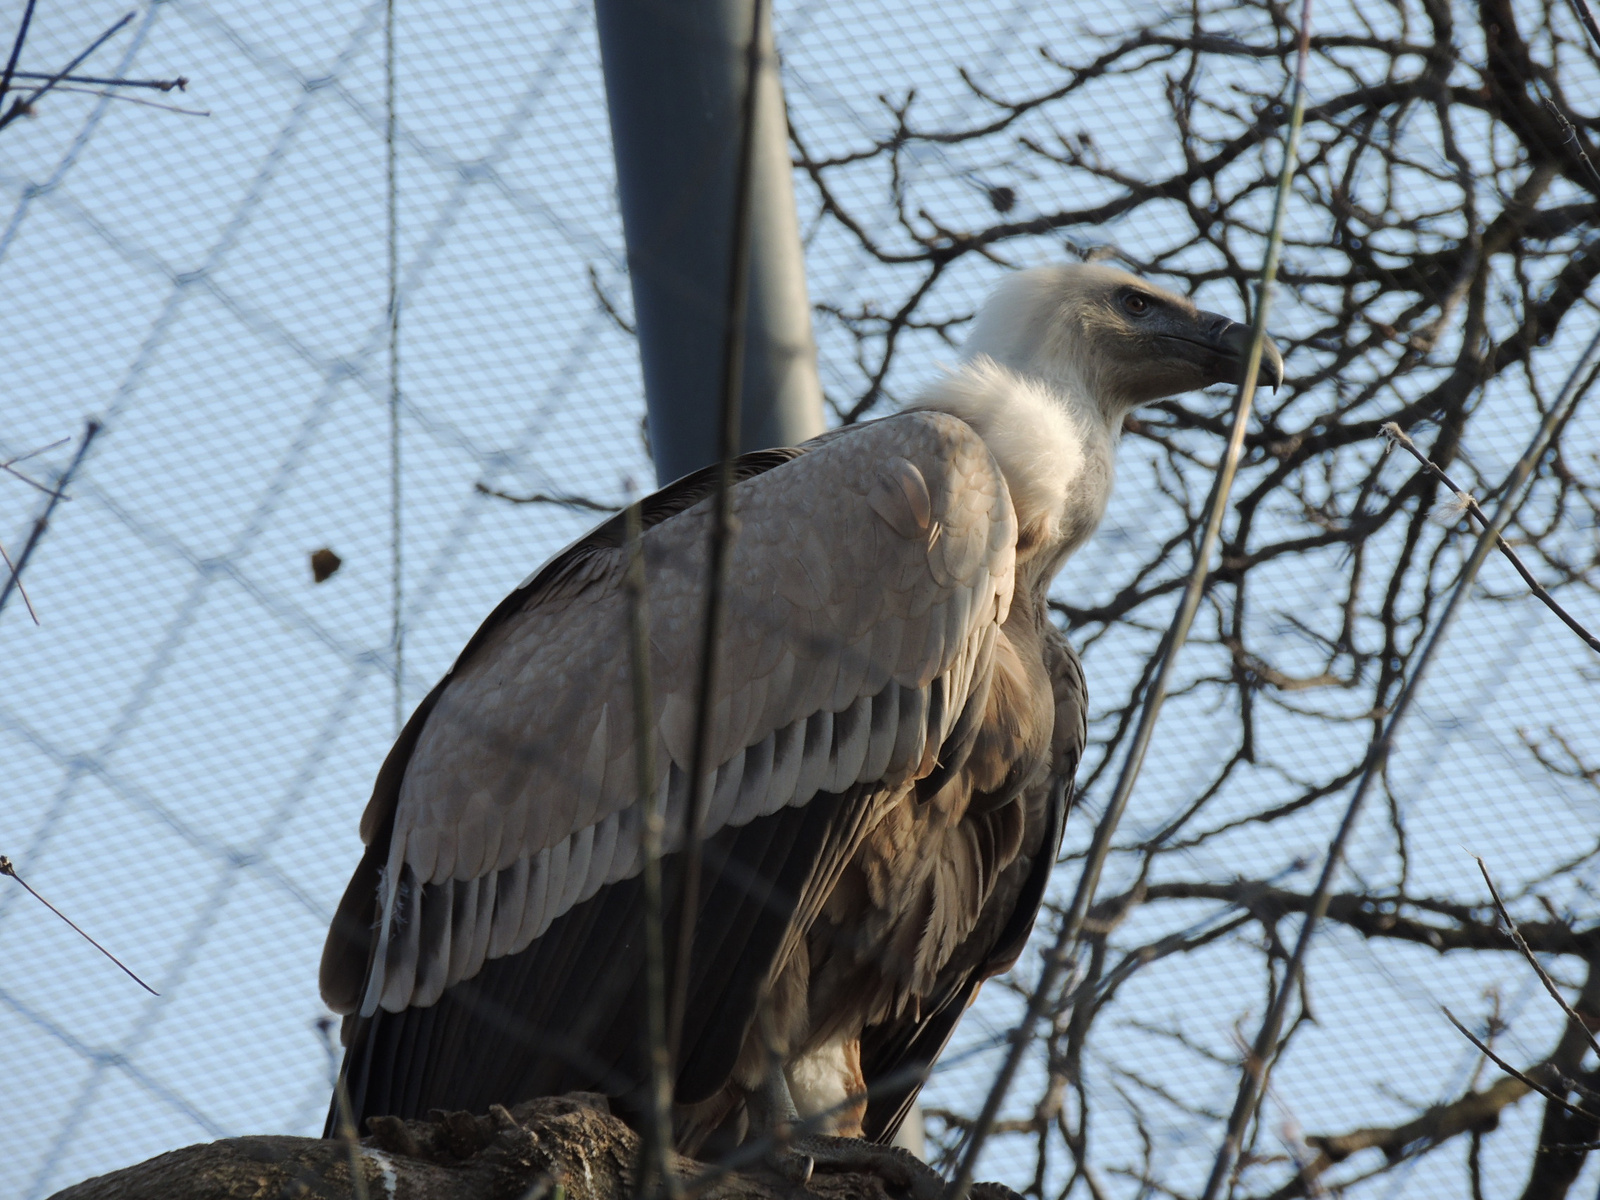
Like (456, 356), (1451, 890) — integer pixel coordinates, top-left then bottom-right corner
(48, 1095), (955, 1200)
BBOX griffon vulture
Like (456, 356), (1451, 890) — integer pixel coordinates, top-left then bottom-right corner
(320, 264), (1281, 1171)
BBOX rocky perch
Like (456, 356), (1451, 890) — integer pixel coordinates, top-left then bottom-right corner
(49, 1095), (1015, 1200)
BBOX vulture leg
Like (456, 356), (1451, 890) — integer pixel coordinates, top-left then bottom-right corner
(745, 1070), (815, 1184)
(746, 1070), (947, 1200)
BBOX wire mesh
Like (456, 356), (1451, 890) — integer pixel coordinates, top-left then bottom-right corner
(3, 0), (1599, 1197)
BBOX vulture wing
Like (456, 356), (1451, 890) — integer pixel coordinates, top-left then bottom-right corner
(859, 623), (1087, 1142)
(321, 411), (1020, 1126)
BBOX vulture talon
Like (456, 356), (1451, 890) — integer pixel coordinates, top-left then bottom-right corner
(969, 1183), (1027, 1200)
(785, 1136), (947, 1200)
(764, 1146), (816, 1186)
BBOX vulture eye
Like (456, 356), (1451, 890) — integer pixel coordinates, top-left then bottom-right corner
(1122, 292), (1151, 316)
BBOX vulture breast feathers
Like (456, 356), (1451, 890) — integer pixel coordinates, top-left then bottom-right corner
(323, 412), (1078, 1141)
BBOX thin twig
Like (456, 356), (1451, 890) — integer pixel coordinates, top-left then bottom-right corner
(0, 855), (158, 994)
(0, 537), (37, 623)
(1566, 0), (1600, 52)
(626, 488), (677, 1200)
(1381, 422), (1600, 655)
(317, 1017), (371, 1200)
(6, 69), (187, 91)
(1, 436), (71, 493)
(1199, 316), (1600, 1200)
(0, 419), (100, 622)
(1443, 1008), (1600, 1123)
(587, 263), (636, 336)
(0, 433), (66, 628)
(670, 0), (766, 1060)
(386, 0), (401, 740)
(944, 5), (1312, 1196)
(474, 482), (619, 513)
(1, 464), (55, 494)
(1541, 99), (1600, 194)
(1474, 856), (1600, 1063)
(0, 11), (134, 132)
(2, 437), (70, 466)
(44, 86), (208, 116)
(0, 0), (38, 112)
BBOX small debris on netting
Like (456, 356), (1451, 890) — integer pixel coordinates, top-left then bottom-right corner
(311, 547), (343, 583)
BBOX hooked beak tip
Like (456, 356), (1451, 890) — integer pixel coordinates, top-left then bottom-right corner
(1201, 311), (1284, 393)
(1256, 337), (1285, 395)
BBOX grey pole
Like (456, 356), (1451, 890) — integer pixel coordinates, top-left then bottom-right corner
(596, 0), (825, 486)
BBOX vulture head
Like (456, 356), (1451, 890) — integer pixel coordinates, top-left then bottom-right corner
(919, 263), (1283, 560)
(962, 262), (1283, 415)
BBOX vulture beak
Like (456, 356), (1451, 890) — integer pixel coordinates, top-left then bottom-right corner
(1152, 309), (1284, 395)
(1183, 310), (1284, 393)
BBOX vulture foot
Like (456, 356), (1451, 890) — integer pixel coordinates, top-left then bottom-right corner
(779, 1136), (947, 1200)
(745, 1074), (946, 1198)
(764, 1144), (817, 1186)
(969, 1183), (1027, 1200)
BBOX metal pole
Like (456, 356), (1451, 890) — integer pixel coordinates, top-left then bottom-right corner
(596, 0), (825, 485)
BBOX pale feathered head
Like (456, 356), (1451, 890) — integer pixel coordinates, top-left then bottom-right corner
(961, 263), (1283, 415)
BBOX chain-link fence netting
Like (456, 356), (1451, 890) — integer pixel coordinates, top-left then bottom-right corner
(4, 0), (1599, 1197)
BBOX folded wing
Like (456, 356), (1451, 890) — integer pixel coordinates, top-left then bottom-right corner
(321, 411), (1022, 1123)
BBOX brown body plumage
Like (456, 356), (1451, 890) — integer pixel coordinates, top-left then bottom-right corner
(320, 264), (1280, 1150)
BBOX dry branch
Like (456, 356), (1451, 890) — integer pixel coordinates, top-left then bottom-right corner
(788, 0), (1600, 1185)
(0, 420), (99, 623)
(1259, 1075), (1533, 1199)
(1098, 880), (1598, 957)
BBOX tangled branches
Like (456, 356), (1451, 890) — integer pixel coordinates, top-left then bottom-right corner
(794, 0), (1600, 1194)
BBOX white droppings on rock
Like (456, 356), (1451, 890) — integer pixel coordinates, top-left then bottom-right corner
(361, 1147), (399, 1199)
